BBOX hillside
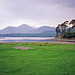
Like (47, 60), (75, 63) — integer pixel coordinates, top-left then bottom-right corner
(0, 24), (55, 34)
(28, 26), (55, 33)
(0, 24), (34, 34)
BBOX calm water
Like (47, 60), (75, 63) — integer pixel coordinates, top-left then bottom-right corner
(0, 37), (54, 43)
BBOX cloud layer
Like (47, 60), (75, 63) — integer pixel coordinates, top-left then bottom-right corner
(0, 0), (75, 29)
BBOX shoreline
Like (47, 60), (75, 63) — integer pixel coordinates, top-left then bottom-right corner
(0, 37), (75, 44)
(53, 37), (75, 42)
(0, 41), (75, 44)
(52, 37), (75, 44)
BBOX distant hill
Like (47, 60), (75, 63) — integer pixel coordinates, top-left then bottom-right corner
(0, 26), (18, 34)
(0, 24), (55, 34)
(28, 26), (55, 33)
(0, 24), (34, 34)
(17, 24), (34, 32)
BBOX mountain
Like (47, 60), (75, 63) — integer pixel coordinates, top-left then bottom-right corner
(0, 24), (55, 34)
(17, 24), (34, 33)
(28, 26), (55, 33)
(0, 24), (34, 34)
(0, 26), (18, 34)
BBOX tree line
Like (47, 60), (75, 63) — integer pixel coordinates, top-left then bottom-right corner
(55, 19), (75, 39)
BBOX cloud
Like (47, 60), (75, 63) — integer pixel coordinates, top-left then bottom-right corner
(0, 0), (75, 29)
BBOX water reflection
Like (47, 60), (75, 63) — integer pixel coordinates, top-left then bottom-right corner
(0, 37), (54, 43)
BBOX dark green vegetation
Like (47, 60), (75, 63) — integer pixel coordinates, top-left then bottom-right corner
(62, 28), (75, 39)
(0, 43), (75, 75)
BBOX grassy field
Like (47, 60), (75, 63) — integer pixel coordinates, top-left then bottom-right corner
(0, 43), (75, 75)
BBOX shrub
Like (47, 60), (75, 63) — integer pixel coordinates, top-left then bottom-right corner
(62, 28), (75, 39)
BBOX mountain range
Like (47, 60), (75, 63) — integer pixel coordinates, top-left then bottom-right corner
(0, 24), (55, 34)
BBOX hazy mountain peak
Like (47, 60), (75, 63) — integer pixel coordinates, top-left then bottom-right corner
(0, 24), (55, 34)
(18, 24), (29, 27)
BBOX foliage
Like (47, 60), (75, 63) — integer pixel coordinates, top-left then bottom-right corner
(0, 43), (75, 75)
(62, 28), (75, 39)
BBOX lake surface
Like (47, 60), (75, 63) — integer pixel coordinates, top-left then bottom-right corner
(0, 37), (54, 43)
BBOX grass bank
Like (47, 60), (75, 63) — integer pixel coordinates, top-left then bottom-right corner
(0, 43), (75, 75)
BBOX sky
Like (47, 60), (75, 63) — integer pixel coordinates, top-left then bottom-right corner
(0, 0), (75, 30)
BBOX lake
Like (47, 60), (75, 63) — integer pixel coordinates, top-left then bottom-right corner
(0, 37), (54, 43)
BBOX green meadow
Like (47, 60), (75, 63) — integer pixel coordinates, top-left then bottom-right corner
(0, 43), (75, 75)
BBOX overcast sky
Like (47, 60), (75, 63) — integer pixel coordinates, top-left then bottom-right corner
(0, 0), (75, 30)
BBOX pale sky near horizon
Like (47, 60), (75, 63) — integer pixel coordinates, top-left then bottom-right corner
(0, 0), (75, 30)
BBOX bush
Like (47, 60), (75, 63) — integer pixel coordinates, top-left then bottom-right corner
(62, 28), (75, 39)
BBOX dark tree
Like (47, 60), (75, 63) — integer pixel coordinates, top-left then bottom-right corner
(69, 19), (75, 29)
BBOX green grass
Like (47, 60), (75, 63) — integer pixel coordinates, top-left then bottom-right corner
(0, 43), (75, 75)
